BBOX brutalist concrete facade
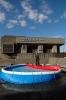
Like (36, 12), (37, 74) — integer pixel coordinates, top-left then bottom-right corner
(0, 35), (65, 65)
(1, 35), (64, 54)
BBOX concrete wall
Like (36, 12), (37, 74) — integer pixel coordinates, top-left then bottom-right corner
(16, 53), (35, 64)
(0, 53), (65, 66)
(0, 54), (13, 65)
(48, 57), (66, 65)
(15, 53), (65, 65)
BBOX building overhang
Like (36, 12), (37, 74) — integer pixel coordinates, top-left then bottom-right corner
(1, 35), (65, 45)
(16, 36), (65, 45)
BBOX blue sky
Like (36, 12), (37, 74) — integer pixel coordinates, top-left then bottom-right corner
(0, 0), (66, 51)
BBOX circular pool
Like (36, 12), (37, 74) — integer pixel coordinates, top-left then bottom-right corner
(1, 64), (61, 84)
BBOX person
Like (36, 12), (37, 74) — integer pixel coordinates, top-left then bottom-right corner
(35, 53), (40, 65)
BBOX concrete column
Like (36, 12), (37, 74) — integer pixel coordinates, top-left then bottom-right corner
(21, 45), (27, 53)
(37, 45), (43, 53)
(51, 45), (57, 53)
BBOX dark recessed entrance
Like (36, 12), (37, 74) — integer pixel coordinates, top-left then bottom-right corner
(27, 44), (37, 53)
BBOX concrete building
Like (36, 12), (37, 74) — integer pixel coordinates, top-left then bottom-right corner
(1, 35), (64, 54)
(0, 35), (65, 65)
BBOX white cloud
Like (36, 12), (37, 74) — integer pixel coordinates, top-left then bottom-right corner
(21, 0), (49, 23)
(17, 14), (25, 20)
(21, 1), (38, 21)
(6, 18), (27, 28)
(41, 0), (53, 15)
(0, 0), (13, 11)
(6, 23), (15, 29)
(38, 14), (48, 23)
(0, 12), (6, 22)
(17, 14), (27, 27)
(19, 20), (26, 27)
(6, 19), (18, 29)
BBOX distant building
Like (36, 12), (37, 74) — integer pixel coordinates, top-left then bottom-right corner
(1, 35), (64, 54)
(0, 35), (65, 64)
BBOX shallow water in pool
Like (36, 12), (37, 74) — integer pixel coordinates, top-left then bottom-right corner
(11, 65), (52, 72)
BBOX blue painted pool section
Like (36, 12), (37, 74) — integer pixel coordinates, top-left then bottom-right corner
(0, 72), (2, 78)
(1, 64), (61, 84)
(1, 72), (60, 84)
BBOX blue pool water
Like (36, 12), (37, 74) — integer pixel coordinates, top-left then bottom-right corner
(12, 65), (48, 72)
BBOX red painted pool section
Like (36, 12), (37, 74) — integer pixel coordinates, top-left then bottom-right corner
(27, 64), (61, 71)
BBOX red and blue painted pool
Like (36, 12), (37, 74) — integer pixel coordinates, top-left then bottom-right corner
(1, 64), (61, 84)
